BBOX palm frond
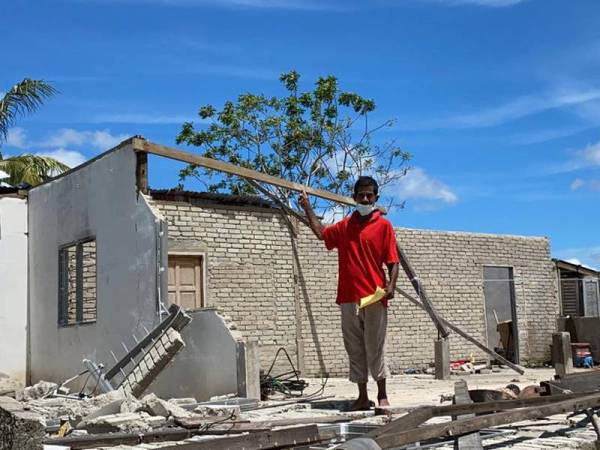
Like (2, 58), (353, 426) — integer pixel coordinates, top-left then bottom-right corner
(0, 154), (70, 186)
(0, 79), (57, 142)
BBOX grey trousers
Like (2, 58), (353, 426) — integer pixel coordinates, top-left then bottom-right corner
(340, 302), (389, 383)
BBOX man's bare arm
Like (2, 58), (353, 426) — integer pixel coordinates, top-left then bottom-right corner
(299, 191), (324, 240)
(385, 263), (399, 299)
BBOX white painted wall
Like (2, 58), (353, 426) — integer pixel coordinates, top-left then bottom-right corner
(0, 196), (28, 384)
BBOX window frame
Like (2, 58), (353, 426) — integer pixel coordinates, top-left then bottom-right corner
(58, 237), (98, 327)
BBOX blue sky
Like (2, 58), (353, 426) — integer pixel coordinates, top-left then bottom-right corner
(2, 0), (600, 267)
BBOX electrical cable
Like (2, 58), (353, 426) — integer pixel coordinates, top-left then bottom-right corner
(260, 346), (328, 400)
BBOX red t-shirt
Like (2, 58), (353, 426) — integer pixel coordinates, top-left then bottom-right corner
(322, 210), (400, 306)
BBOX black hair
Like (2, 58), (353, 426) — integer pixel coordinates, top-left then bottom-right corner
(354, 176), (379, 196)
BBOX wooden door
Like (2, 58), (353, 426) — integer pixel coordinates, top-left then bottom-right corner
(168, 255), (204, 310)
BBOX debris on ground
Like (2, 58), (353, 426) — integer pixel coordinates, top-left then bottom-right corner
(2, 368), (600, 450)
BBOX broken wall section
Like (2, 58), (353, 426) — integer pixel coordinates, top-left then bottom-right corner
(27, 141), (166, 387)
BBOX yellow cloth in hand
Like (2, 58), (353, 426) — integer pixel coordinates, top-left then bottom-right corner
(359, 286), (387, 309)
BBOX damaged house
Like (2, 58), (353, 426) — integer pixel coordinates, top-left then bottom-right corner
(3, 137), (560, 401)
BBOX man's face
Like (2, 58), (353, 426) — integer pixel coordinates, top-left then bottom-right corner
(354, 185), (378, 205)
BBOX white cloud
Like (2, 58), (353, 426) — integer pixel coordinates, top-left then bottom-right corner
(392, 167), (458, 205)
(571, 178), (585, 191)
(552, 140), (600, 174)
(403, 88), (600, 130)
(41, 128), (129, 150)
(570, 178), (600, 192)
(555, 247), (600, 271)
(35, 148), (87, 168)
(578, 141), (600, 166)
(6, 127), (27, 149)
(511, 125), (590, 146)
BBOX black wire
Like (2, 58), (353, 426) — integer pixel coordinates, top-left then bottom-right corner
(260, 346), (329, 400)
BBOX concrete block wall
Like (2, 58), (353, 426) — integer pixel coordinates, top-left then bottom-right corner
(391, 228), (558, 369)
(154, 198), (558, 376)
(153, 200), (298, 373)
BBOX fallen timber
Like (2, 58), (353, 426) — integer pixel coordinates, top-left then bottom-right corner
(341, 391), (600, 450)
(44, 414), (361, 449)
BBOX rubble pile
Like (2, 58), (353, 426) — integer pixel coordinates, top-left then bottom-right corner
(4, 371), (600, 450)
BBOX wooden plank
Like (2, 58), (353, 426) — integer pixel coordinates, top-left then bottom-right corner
(453, 380), (483, 450)
(134, 139), (356, 206)
(367, 407), (434, 438)
(373, 391), (595, 421)
(395, 285), (525, 375)
(373, 392), (600, 449)
(45, 428), (195, 449)
(541, 369), (600, 395)
(397, 244), (450, 338)
(176, 413), (364, 430)
(159, 425), (322, 450)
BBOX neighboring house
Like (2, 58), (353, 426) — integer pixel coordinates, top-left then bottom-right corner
(555, 260), (600, 362)
(4, 137), (561, 397)
(555, 259), (600, 318)
(0, 187), (28, 384)
(26, 141), (257, 400)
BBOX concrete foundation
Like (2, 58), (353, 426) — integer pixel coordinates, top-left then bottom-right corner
(552, 331), (574, 378)
(434, 337), (450, 380)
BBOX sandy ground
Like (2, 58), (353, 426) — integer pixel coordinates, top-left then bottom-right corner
(303, 367), (557, 408)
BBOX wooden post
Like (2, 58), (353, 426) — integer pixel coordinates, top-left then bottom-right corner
(553, 331), (574, 378)
(135, 150), (148, 194)
(435, 337), (451, 380)
(453, 380), (483, 450)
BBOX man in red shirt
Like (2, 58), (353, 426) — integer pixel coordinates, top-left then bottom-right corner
(299, 176), (399, 409)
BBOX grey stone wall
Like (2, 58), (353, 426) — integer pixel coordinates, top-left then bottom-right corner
(154, 198), (558, 376)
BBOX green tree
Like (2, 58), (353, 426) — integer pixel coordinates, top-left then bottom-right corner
(177, 71), (411, 215)
(0, 79), (70, 186)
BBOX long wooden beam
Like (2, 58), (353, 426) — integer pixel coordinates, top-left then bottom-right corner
(371, 392), (600, 449)
(132, 139), (356, 206)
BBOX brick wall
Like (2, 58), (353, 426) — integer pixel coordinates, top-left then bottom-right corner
(153, 196), (558, 376)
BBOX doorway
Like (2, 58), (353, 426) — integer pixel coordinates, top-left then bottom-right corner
(483, 266), (519, 363)
(167, 254), (205, 311)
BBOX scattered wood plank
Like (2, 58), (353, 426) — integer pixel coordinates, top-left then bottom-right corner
(176, 413), (368, 430)
(373, 392), (600, 449)
(159, 424), (323, 450)
(367, 391), (595, 442)
(541, 369), (600, 395)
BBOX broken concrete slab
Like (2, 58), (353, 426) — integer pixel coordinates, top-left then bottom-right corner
(138, 393), (193, 419)
(0, 396), (46, 450)
(77, 411), (155, 434)
(15, 380), (57, 402)
(168, 397), (197, 406)
(193, 404), (241, 418)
